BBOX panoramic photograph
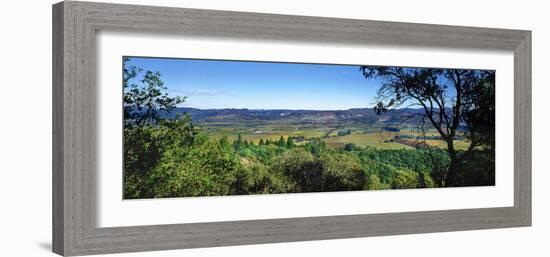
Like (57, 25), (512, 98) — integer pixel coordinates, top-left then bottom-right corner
(122, 57), (496, 199)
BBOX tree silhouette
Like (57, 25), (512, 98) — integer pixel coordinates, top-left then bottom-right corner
(360, 66), (495, 186)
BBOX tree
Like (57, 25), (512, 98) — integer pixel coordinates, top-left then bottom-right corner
(319, 153), (366, 191)
(360, 66), (495, 186)
(123, 57), (142, 121)
(286, 136), (295, 148)
(258, 138), (265, 145)
(231, 160), (294, 195)
(343, 143), (359, 151)
(124, 115), (198, 198)
(274, 148), (323, 192)
(233, 134), (243, 150)
(337, 129), (352, 136)
(144, 133), (240, 198)
(391, 170), (420, 189)
(123, 57), (185, 126)
(366, 174), (382, 190)
(122, 59), (195, 198)
(277, 136), (286, 147)
(219, 136), (230, 147)
(305, 137), (326, 156)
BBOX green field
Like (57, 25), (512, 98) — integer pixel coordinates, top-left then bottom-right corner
(200, 124), (469, 150)
(200, 126), (327, 143)
(324, 132), (414, 149)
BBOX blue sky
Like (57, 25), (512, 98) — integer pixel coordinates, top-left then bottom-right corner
(125, 57), (384, 110)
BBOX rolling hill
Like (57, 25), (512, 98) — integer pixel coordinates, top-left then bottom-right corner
(161, 107), (425, 126)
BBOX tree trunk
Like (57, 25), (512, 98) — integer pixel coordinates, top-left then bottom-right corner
(444, 159), (459, 187)
(444, 140), (460, 187)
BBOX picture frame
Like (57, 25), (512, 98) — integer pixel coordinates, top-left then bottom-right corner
(52, 1), (531, 256)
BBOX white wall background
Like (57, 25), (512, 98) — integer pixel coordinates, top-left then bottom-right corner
(0, 0), (547, 256)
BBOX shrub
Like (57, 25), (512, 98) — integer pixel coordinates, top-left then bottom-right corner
(391, 169), (420, 189)
(273, 148), (324, 192)
(144, 134), (239, 198)
(231, 160), (295, 194)
(366, 174), (382, 190)
(319, 153), (366, 191)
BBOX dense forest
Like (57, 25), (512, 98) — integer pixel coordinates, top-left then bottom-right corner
(123, 58), (495, 199)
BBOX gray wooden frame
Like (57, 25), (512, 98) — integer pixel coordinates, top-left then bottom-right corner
(52, 1), (531, 256)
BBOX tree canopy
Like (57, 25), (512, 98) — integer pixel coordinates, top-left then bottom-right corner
(123, 57), (185, 126)
(360, 66), (495, 186)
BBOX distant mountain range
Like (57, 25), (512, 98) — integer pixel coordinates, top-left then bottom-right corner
(160, 107), (426, 126)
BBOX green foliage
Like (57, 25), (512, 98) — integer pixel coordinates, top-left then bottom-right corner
(319, 152), (366, 191)
(123, 117), (198, 198)
(270, 149), (367, 193)
(391, 169), (420, 189)
(233, 134), (243, 150)
(125, 123), (492, 198)
(366, 174), (383, 190)
(455, 149), (495, 186)
(277, 136), (286, 147)
(337, 129), (352, 136)
(343, 143), (360, 151)
(123, 62), (494, 199)
(273, 148), (323, 192)
(304, 137), (326, 156)
(123, 125), (164, 198)
(145, 132), (239, 198)
(360, 66), (495, 186)
(286, 136), (295, 148)
(231, 160), (295, 195)
(123, 58), (185, 126)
